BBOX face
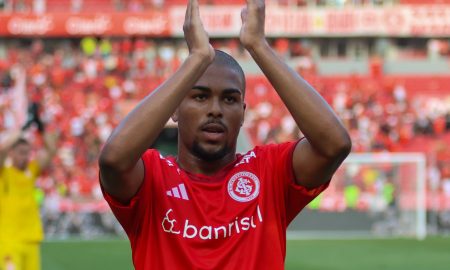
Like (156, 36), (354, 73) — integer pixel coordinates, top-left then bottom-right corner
(10, 143), (31, 170)
(173, 62), (246, 162)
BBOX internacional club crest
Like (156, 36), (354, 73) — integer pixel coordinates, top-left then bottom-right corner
(227, 171), (260, 202)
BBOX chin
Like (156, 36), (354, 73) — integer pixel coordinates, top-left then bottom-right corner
(192, 142), (229, 162)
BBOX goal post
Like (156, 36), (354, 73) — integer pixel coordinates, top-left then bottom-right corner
(289, 152), (427, 240)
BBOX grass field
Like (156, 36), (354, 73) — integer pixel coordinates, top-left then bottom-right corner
(42, 237), (450, 270)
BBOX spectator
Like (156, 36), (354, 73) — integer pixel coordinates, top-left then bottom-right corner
(0, 125), (58, 270)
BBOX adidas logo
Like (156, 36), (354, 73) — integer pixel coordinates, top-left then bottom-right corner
(166, 183), (189, 200)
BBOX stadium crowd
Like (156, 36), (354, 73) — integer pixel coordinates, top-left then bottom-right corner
(0, 37), (449, 235)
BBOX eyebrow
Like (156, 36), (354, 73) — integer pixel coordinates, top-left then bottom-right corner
(192, 86), (243, 96)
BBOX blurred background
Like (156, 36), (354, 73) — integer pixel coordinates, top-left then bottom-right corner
(0, 0), (449, 269)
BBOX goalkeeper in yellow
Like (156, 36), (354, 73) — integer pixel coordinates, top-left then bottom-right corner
(0, 103), (57, 270)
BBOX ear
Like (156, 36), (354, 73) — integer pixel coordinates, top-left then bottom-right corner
(241, 103), (246, 126)
(171, 109), (179, 122)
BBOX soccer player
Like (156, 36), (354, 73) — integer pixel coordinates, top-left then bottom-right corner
(0, 127), (57, 270)
(98, 0), (352, 269)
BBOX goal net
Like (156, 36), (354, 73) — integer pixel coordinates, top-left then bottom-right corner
(289, 152), (426, 240)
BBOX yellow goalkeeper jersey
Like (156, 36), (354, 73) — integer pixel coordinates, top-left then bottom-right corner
(0, 160), (43, 242)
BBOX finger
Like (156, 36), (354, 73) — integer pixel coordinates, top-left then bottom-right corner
(190, 0), (200, 23)
(241, 8), (247, 23)
(246, 0), (263, 8)
(245, 0), (255, 8)
(185, 0), (192, 23)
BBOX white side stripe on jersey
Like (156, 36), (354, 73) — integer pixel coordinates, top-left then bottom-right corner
(172, 187), (180, 198)
(178, 183), (189, 200)
(166, 183), (189, 200)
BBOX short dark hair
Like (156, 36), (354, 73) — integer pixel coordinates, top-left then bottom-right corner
(12, 138), (30, 149)
(213, 50), (246, 94)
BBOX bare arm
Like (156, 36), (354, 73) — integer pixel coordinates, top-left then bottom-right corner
(240, 0), (351, 188)
(98, 0), (215, 203)
(36, 131), (59, 170)
(0, 130), (23, 170)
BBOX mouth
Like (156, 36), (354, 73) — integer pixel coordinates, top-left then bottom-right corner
(201, 123), (225, 133)
(200, 122), (226, 142)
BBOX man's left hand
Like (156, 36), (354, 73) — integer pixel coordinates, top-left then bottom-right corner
(240, 0), (266, 50)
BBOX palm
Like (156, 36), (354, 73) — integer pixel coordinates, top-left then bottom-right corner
(239, 0), (265, 49)
(239, 10), (252, 46)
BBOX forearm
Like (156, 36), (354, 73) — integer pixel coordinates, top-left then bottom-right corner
(247, 42), (350, 156)
(100, 54), (212, 170)
(43, 131), (57, 154)
(36, 131), (59, 169)
(0, 130), (23, 166)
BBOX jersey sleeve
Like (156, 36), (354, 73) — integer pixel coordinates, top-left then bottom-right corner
(261, 140), (329, 225)
(101, 149), (159, 239)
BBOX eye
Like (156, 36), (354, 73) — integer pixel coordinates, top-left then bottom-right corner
(224, 96), (237, 104)
(193, 94), (207, 101)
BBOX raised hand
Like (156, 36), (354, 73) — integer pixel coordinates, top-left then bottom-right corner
(240, 0), (266, 50)
(183, 0), (215, 62)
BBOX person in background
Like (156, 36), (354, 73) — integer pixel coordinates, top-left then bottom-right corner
(0, 102), (58, 270)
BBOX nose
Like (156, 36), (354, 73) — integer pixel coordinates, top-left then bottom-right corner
(207, 97), (223, 118)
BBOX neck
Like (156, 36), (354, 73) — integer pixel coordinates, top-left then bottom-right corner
(177, 148), (236, 176)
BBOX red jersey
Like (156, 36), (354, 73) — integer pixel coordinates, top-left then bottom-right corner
(102, 141), (328, 269)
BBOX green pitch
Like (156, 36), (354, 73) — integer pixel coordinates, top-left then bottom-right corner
(42, 237), (450, 270)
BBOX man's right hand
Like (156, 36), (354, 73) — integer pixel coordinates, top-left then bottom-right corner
(183, 0), (215, 62)
(99, 0), (217, 204)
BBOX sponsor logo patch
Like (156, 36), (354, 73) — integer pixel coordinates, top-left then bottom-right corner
(161, 206), (263, 240)
(166, 183), (189, 200)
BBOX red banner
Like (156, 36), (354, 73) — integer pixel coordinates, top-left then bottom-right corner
(168, 5), (450, 37)
(0, 11), (171, 37)
(1, 5), (450, 37)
